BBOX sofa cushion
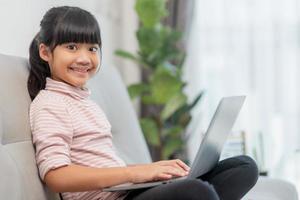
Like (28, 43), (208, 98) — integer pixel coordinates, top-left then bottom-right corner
(0, 54), (31, 145)
(0, 54), (60, 200)
(88, 64), (151, 164)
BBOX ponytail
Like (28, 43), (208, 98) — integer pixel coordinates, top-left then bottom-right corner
(27, 33), (51, 101)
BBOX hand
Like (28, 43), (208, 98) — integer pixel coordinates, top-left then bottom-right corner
(127, 159), (190, 184)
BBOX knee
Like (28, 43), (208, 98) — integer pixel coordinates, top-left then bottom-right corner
(235, 155), (259, 187)
(183, 179), (219, 200)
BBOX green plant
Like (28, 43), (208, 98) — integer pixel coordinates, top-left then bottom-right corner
(116, 0), (203, 161)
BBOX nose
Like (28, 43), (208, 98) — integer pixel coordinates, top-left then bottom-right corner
(75, 49), (91, 66)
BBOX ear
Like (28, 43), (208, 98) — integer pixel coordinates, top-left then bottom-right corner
(39, 43), (52, 62)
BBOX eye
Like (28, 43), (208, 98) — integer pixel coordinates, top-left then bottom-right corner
(66, 44), (77, 51)
(89, 46), (99, 52)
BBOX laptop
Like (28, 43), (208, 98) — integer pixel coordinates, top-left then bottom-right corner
(103, 96), (246, 192)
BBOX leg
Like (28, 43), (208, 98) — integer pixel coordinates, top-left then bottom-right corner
(200, 155), (259, 200)
(124, 179), (220, 200)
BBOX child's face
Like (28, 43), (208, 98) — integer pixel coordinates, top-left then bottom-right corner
(40, 42), (100, 88)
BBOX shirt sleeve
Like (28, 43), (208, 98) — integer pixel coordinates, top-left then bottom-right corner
(30, 101), (73, 181)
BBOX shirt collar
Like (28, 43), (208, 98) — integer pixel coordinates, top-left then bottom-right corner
(45, 77), (91, 100)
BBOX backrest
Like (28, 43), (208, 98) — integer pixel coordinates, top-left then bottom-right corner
(0, 54), (151, 200)
(88, 61), (151, 164)
(0, 54), (58, 200)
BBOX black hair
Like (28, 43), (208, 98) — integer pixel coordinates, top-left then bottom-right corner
(27, 6), (102, 100)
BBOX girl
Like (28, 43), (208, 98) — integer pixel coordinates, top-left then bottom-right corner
(28, 6), (258, 200)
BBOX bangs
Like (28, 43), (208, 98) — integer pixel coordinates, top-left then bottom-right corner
(52, 8), (101, 48)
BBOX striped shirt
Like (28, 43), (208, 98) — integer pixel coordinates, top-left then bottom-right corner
(29, 78), (128, 200)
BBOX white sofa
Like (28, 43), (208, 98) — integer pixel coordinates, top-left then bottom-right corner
(0, 53), (298, 199)
(243, 176), (298, 200)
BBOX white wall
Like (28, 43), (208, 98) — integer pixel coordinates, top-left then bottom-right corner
(0, 0), (140, 86)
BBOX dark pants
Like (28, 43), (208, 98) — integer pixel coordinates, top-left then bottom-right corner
(124, 155), (259, 200)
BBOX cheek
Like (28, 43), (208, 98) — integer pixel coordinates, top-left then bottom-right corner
(93, 56), (101, 69)
(53, 56), (70, 68)
(50, 60), (69, 75)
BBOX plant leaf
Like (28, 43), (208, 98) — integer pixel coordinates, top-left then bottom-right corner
(128, 83), (149, 99)
(115, 49), (137, 60)
(140, 118), (160, 146)
(150, 70), (183, 104)
(178, 112), (192, 127)
(115, 49), (152, 69)
(187, 91), (205, 111)
(161, 93), (187, 120)
(137, 26), (163, 62)
(162, 126), (184, 138)
(135, 0), (168, 28)
(162, 139), (183, 159)
(141, 95), (157, 105)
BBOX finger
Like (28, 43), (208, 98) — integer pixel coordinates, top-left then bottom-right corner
(164, 166), (188, 177)
(155, 160), (168, 166)
(156, 173), (172, 180)
(175, 159), (190, 171)
(165, 159), (188, 170)
(157, 160), (190, 172)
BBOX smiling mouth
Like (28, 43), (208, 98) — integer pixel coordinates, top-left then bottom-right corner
(69, 67), (91, 73)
